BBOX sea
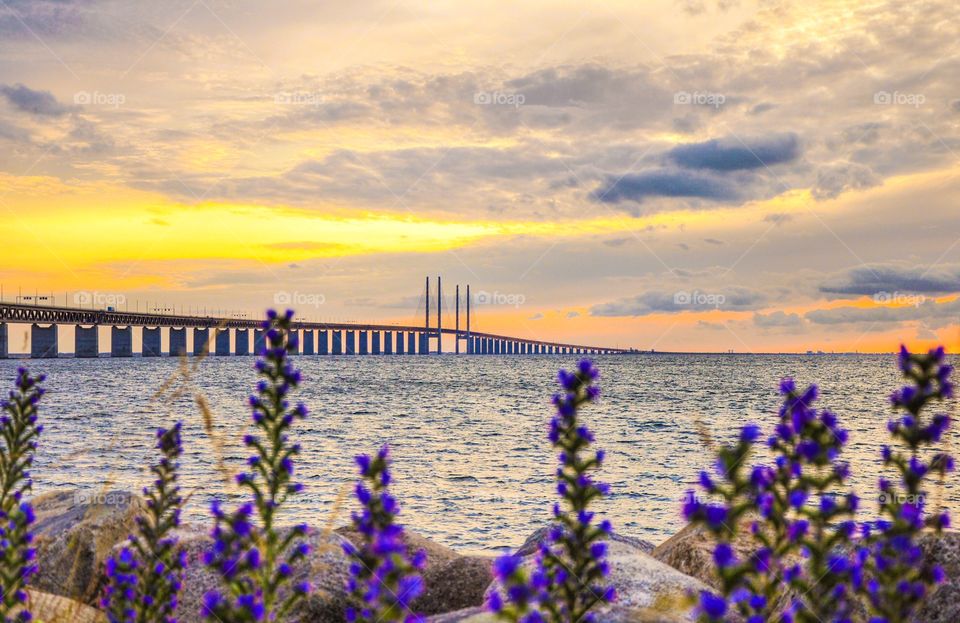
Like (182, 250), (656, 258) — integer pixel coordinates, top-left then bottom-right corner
(2, 353), (956, 555)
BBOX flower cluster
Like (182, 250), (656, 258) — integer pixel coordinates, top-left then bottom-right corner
(685, 379), (861, 622)
(489, 360), (615, 623)
(203, 310), (311, 622)
(684, 346), (955, 623)
(860, 346), (954, 622)
(102, 422), (187, 623)
(0, 368), (44, 623)
(344, 446), (426, 623)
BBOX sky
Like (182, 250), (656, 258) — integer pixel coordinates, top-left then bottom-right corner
(0, 0), (958, 353)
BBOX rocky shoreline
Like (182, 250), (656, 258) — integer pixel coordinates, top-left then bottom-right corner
(26, 489), (960, 622)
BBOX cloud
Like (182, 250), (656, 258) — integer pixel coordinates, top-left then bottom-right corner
(590, 287), (767, 316)
(591, 169), (739, 205)
(666, 133), (800, 172)
(753, 311), (803, 328)
(566, 310), (580, 318)
(805, 297), (960, 325)
(0, 83), (74, 116)
(819, 263), (960, 297)
(529, 312), (544, 320)
(763, 213), (792, 226)
(812, 162), (881, 200)
(703, 238), (724, 245)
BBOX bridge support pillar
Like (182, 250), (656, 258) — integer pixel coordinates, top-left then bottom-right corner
(235, 329), (249, 355)
(253, 329), (265, 354)
(302, 329), (315, 355)
(193, 328), (209, 356)
(0, 323), (7, 359)
(332, 331), (343, 355)
(215, 329), (230, 356)
(372, 331), (381, 354)
(31, 324), (58, 359)
(142, 327), (161, 357)
(407, 332), (416, 354)
(419, 332), (428, 354)
(383, 332), (392, 354)
(346, 331), (356, 355)
(76, 325), (99, 358)
(287, 329), (300, 354)
(111, 326), (133, 357)
(318, 330), (328, 355)
(396, 332), (405, 354)
(170, 328), (187, 356)
(359, 331), (368, 355)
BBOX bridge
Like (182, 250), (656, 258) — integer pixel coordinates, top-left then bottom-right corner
(0, 278), (629, 358)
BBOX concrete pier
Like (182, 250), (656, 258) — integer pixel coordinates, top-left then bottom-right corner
(235, 329), (249, 355)
(143, 327), (162, 357)
(372, 331), (381, 354)
(419, 332), (428, 354)
(346, 331), (356, 355)
(253, 329), (265, 354)
(332, 330), (343, 355)
(31, 324), (58, 359)
(0, 323), (7, 359)
(407, 332), (416, 354)
(193, 328), (209, 356)
(111, 326), (133, 357)
(215, 329), (230, 356)
(170, 328), (187, 356)
(318, 330), (328, 355)
(383, 331), (392, 354)
(303, 330), (315, 355)
(359, 331), (368, 355)
(75, 325), (99, 358)
(396, 332), (405, 355)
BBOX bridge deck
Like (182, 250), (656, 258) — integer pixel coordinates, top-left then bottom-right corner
(0, 302), (627, 353)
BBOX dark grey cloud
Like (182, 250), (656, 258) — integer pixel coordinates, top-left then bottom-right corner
(704, 238), (724, 245)
(819, 263), (960, 297)
(590, 286), (767, 317)
(0, 83), (74, 116)
(591, 169), (739, 205)
(666, 133), (800, 172)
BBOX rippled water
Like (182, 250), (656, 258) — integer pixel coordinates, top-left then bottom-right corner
(2, 354), (956, 555)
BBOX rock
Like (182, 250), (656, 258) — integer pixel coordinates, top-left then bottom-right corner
(486, 528), (707, 622)
(515, 525), (655, 557)
(428, 604), (691, 623)
(338, 526), (493, 615)
(26, 589), (107, 623)
(174, 524), (353, 623)
(652, 517), (759, 590)
(604, 539), (705, 616)
(419, 555), (494, 615)
(31, 489), (145, 604)
(914, 530), (960, 623)
(336, 526), (461, 570)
